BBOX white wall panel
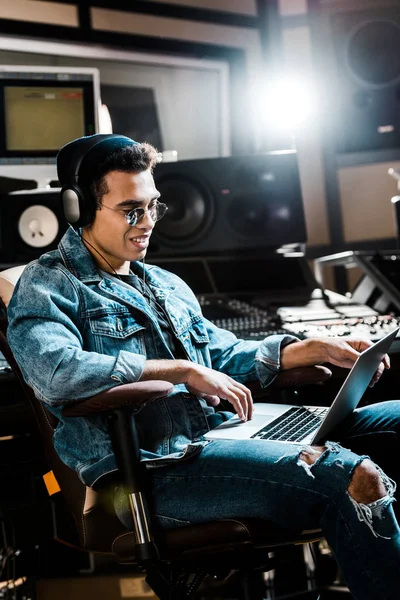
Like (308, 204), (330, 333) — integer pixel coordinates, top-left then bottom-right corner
(338, 162), (400, 242)
(0, 0), (78, 27)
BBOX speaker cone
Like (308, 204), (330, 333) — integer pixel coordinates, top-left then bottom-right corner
(347, 20), (400, 87)
(18, 205), (59, 248)
(155, 176), (214, 244)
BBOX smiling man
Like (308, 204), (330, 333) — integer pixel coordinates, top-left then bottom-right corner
(82, 169), (163, 268)
(7, 134), (400, 600)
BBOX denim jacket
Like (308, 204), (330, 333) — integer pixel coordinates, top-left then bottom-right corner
(7, 227), (298, 487)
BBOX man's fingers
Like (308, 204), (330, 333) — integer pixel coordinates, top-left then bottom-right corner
(369, 362), (386, 387)
(220, 387), (247, 421)
(342, 347), (362, 368)
(383, 353), (391, 369)
(226, 384), (253, 421)
(203, 394), (221, 407)
(230, 387), (249, 421)
(347, 339), (373, 353)
(224, 377), (253, 420)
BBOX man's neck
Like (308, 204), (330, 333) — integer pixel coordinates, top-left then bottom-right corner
(80, 235), (130, 275)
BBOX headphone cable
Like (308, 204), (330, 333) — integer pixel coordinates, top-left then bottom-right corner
(81, 235), (122, 279)
(81, 235), (150, 300)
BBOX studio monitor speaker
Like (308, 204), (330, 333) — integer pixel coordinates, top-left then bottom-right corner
(149, 151), (306, 258)
(0, 189), (68, 264)
(314, 1), (400, 153)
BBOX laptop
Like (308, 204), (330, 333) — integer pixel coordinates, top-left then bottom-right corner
(204, 327), (399, 446)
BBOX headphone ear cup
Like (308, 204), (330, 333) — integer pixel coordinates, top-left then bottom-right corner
(60, 183), (95, 228)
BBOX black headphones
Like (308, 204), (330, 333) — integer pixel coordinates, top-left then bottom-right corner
(59, 134), (136, 228)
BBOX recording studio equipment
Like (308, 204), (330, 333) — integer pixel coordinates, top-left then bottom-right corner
(0, 189), (67, 264)
(311, 1), (400, 153)
(315, 250), (400, 314)
(150, 253), (400, 346)
(0, 176), (37, 196)
(281, 315), (400, 342)
(198, 296), (290, 340)
(152, 254), (316, 302)
(149, 150), (307, 257)
(0, 66), (100, 187)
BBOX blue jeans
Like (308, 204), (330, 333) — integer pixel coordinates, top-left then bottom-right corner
(116, 400), (400, 600)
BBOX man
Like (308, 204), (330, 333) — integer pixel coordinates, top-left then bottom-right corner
(7, 134), (400, 599)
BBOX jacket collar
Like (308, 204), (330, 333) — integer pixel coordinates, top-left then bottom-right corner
(57, 227), (175, 295)
(59, 226), (101, 283)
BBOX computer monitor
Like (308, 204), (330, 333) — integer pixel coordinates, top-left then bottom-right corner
(0, 66), (100, 186)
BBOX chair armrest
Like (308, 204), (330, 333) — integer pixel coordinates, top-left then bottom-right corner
(246, 365), (332, 402)
(272, 365), (332, 388)
(62, 381), (173, 417)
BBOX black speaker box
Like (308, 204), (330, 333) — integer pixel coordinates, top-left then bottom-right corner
(149, 151), (307, 258)
(0, 190), (68, 264)
(314, 2), (400, 153)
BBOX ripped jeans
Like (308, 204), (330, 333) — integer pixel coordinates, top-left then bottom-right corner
(116, 400), (400, 600)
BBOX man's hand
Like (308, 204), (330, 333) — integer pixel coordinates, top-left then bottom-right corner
(323, 338), (390, 386)
(185, 363), (253, 421)
(280, 338), (390, 387)
(140, 359), (253, 421)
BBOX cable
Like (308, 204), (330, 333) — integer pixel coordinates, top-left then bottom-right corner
(80, 235), (122, 279)
(81, 235), (151, 302)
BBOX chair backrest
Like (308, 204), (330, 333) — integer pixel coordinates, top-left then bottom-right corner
(0, 265), (26, 309)
(0, 266), (126, 553)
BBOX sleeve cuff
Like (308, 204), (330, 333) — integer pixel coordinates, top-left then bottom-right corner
(255, 334), (299, 388)
(111, 350), (146, 384)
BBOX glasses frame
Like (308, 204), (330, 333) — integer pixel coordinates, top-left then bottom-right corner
(102, 200), (168, 227)
(125, 201), (168, 227)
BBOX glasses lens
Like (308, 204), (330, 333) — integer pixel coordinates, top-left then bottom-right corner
(126, 203), (168, 226)
(151, 202), (168, 222)
(126, 208), (142, 226)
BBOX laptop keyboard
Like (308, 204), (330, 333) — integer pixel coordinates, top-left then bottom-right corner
(251, 406), (328, 442)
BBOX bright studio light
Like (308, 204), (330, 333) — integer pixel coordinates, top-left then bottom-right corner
(261, 77), (316, 132)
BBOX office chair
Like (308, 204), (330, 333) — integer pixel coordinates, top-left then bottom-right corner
(0, 265), (328, 600)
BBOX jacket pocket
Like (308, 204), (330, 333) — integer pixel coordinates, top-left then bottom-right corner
(189, 319), (210, 344)
(88, 312), (146, 355)
(186, 319), (210, 364)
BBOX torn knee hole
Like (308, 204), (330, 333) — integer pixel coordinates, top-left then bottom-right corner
(348, 459), (387, 504)
(299, 446), (326, 466)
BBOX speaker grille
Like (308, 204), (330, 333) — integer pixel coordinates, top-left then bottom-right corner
(153, 175), (214, 244)
(0, 191), (67, 264)
(18, 205), (59, 248)
(347, 19), (400, 87)
(150, 152), (306, 257)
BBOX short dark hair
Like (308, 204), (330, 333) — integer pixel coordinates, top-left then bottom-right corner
(88, 142), (159, 209)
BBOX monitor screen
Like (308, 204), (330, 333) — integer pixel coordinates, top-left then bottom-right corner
(209, 256), (311, 295)
(149, 255), (316, 299)
(0, 69), (98, 161)
(147, 259), (214, 294)
(5, 85), (85, 152)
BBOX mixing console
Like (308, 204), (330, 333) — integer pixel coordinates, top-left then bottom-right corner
(198, 296), (400, 343)
(281, 315), (400, 342)
(199, 297), (284, 339)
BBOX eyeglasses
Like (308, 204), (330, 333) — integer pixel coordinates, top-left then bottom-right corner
(103, 201), (168, 227)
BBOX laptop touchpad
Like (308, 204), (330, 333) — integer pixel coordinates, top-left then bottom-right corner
(214, 414), (275, 430)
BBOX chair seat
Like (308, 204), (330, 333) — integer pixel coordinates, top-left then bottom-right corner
(112, 518), (321, 562)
